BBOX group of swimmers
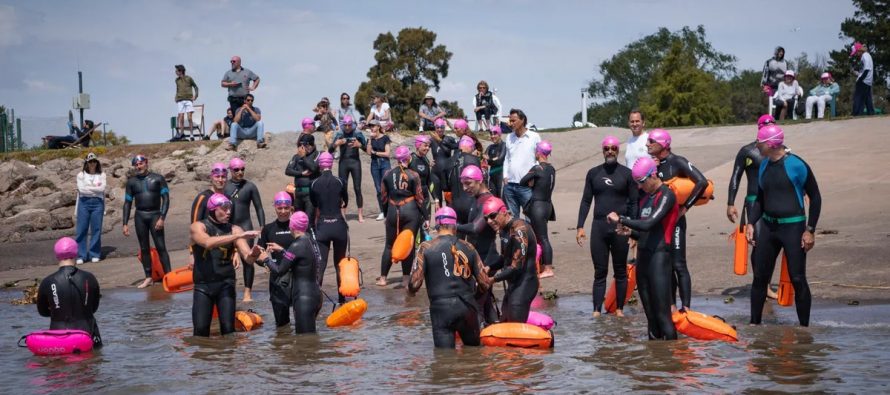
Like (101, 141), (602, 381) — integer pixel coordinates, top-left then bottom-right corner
(36, 109), (820, 348)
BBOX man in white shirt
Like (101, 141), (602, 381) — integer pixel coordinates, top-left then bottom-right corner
(624, 110), (649, 168)
(851, 42), (875, 116)
(502, 108), (541, 217)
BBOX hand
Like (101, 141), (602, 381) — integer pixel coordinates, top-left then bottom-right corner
(351, 140), (362, 148)
(576, 228), (586, 246)
(266, 242), (284, 252)
(726, 205), (738, 223)
(745, 224), (755, 246)
(122, 224), (130, 237)
(154, 218), (165, 231)
(628, 238), (637, 250)
(240, 230), (260, 239)
(250, 245), (262, 258)
(678, 206), (688, 217)
(188, 253), (194, 270)
(606, 212), (620, 224)
(257, 250), (268, 262)
(617, 225), (632, 236)
(801, 231), (815, 252)
(336, 138), (346, 146)
(233, 253), (242, 270)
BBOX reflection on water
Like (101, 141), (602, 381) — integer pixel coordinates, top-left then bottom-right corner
(2, 288), (890, 392)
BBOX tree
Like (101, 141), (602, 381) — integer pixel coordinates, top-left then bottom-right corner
(837, 0), (889, 81)
(639, 41), (731, 127)
(102, 129), (130, 146)
(726, 70), (764, 124)
(583, 25), (736, 126)
(437, 100), (465, 120)
(355, 27), (452, 131)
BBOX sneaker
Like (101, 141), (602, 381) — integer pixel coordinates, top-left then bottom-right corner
(256, 142), (267, 149)
(91, 257), (100, 263)
(376, 213), (385, 221)
(76, 259), (84, 265)
(225, 143), (236, 151)
(202, 135), (210, 141)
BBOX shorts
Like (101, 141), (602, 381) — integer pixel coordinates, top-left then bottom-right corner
(177, 100), (195, 114)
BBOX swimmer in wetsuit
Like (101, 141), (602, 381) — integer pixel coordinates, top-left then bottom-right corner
(286, 133), (321, 226)
(189, 193), (260, 337)
(747, 125), (821, 327)
(449, 135), (482, 236)
(577, 136), (639, 316)
(257, 192), (296, 327)
(224, 157), (265, 302)
(310, 152), (350, 303)
(376, 146), (427, 288)
(408, 207), (491, 348)
(410, 134), (435, 225)
(607, 157), (678, 340)
(482, 197), (539, 323)
(485, 125), (506, 198)
(189, 162), (229, 269)
(37, 237), (103, 347)
(329, 115), (367, 222)
(122, 155), (171, 289)
(647, 129), (707, 309)
(519, 140), (557, 278)
(429, 118), (456, 205)
(456, 165), (501, 325)
(260, 211), (323, 334)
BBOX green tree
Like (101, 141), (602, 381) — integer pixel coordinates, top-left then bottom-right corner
(102, 129), (130, 146)
(437, 100), (465, 119)
(726, 70), (764, 124)
(639, 41), (731, 127)
(837, 0), (889, 81)
(583, 25), (736, 126)
(356, 27), (452, 131)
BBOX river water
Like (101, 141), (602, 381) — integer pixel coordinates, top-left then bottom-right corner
(3, 287), (889, 393)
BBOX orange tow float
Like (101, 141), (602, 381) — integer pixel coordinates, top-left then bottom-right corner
(604, 264), (637, 314)
(672, 309), (738, 342)
(480, 323), (554, 349)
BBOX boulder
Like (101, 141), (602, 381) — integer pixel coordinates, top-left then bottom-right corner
(3, 209), (51, 232)
(0, 196), (25, 217)
(49, 207), (75, 230)
(16, 190), (77, 213)
(0, 160), (37, 193)
(30, 186), (55, 197)
(194, 145), (210, 156)
(151, 159), (179, 181)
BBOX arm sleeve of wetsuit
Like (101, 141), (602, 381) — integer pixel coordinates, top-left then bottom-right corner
(251, 185), (265, 226)
(327, 132), (342, 153)
(302, 155), (320, 177)
(627, 173), (639, 219)
(727, 148), (747, 205)
(493, 228), (528, 282)
(36, 279), (50, 317)
(190, 193), (205, 224)
(442, 137), (458, 151)
(457, 206), (487, 235)
(122, 179), (134, 226)
(519, 165), (538, 187)
(678, 157), (708, 210)
(413, 173), (427, 221)
(577, 169), (594, 229)
(158, 176), (170, 218)
(620, 190), (677, 232)
(748, 178), (764, 225)
(266, 242), (297, 276)
(340, 179), (350, 208)
(87, 273), (101, 314)
(804, 162), (821, 231)
(284, 155), (302, 177)
(471, 249), (491, 293)
(408, 242), (427, 293)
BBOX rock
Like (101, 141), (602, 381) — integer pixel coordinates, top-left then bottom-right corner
(194, 145), (210, 156)
(171, 150), (186, 157)
(151, 159), (179, 181)
(42, 158), (72, 173)
(110, 164), (125, 178)
(3, 209), (51, 232)
(30, 187), (55, 197)
(0, 160), (37, 193)
(0, 196), (24, 217)
(49, 207), (75, 229)
(16, 190), (77, 213)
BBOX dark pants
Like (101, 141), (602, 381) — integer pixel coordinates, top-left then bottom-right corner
(751, 221), (811, 326)
(637, 248), (677, 340)
(193, 281), (236, 337)
(852, 81), (874, 116)
(430, 296), (481, 348)
(228, 95), (246, 116)
(590, 219), (629, 312)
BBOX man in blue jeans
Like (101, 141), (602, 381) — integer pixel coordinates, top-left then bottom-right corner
(502, 109), (540, 217)
(226, 93), (266, 150)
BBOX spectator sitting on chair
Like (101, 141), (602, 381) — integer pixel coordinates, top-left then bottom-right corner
(773, 70), (800, 121)
(173, 64), (200, 141)
(805, 72), (840, 120)
(761, 46), (788, 97)
(419, 93), (445, 131)
(226, 93), (266, 150)
(208, 108), (234, 140)
(315, 99), (338, 153)
(44, 120), (96, 149)
(368, 92), (391, 125)
(473, 80), (497, 132)
(337, 92), (359, 127)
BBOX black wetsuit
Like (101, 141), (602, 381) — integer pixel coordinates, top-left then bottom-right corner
(409, 152), (434, 222)
(456, 191), (502, 324)
(577, 161), (638, 312)
(620, 184), (679, 340)
(192, 218), (238, 337)
(225, 179), (265, 290)
(123, 172), (171, 277)
(520, 162), (556, 268)
(408, 234), (491, 348)
(310, 169), (350, 303)
(37, 266), (102, 347)
(265, 234), (323, 334)
(448, 152), (482, 236)
(430, 135), (456, 203)
(493, 218), (539, 322)
(486, 141), (506, 198)
(728, 141), (764, 212)
(285, 150), (320, 225)
(329, 129), (367, 209)
(748, 153), (821, 327)
(257, 219), (296, 327)
(656, 152), (707, 308)
(379, 166), (426, 277)
(190, 189), (215, 224)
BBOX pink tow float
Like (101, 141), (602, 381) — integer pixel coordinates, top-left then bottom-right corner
(19, 329), (94, 356)
(526, 311), (555, 330)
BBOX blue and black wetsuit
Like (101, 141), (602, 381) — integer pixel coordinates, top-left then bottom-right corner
(486, 141), (506, 197)
(577, 161), (638, 312)
(493, 218), (539, 323)
(257, 219), (295, 327)
(37, 266), (102, 347)
(310, 169), (349, 303)
(520, 162), (556, 268)
(225, 178), (265, 290)
(123, 172), (171, 277)
(656, 153), (707, 308)
(192, 218), (237, 337)
(265, 234), (323, 334)
(285, 149), (320, 225)
(619, 184), (679, 340)
(748, 153), (821, 327)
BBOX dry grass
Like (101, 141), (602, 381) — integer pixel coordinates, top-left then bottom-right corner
(0, 140), (223, 165)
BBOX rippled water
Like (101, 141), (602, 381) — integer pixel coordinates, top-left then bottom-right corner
(3, 287), (890, 393)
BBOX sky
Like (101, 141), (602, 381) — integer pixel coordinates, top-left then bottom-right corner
(0, 0), (858, 146)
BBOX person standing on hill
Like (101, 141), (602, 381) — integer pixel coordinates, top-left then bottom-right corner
(221, 55), (259, 116)
(173, 64), (200, 141)
(761, 46), (788, 97)
(851, 42), (875, 116)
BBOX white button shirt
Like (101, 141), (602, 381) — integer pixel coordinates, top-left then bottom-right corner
(625, 132), (649, 168)
(503, 129), (541, 183)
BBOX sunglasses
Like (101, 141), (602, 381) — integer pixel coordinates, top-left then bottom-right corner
(635, 174), (650, 184)
(485, 212), (499, 221)
(603, 146), (619, 152)
(231, 167), (245, 172)
(230, 60), (237, 63)
(216, 202), (234, 210)
(211, 169), (228, 176)
(274, 199), (292, 207)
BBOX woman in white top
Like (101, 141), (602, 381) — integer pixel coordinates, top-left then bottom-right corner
(369, 92), (392, 126)
(75, 152), (107, 264)
(773, 70), (801, 120)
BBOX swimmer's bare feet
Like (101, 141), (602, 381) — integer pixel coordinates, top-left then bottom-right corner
(671, 305), (679, 313)
(376, 276), (387, 287)
(357, 208), (365, 223)
(538, 266), (554, 279)
(592, 311), (601, 318)
(767, 288), (778, 300)
(137, 278), (153, 289)
(243, 288), (253, 302)
(615, 309), (625, 317)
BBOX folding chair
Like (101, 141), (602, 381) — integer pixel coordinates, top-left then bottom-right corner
(171, 104), (206, 140)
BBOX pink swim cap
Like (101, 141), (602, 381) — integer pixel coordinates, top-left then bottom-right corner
(460, 165), (483, 181)
(536, 140), (552, 156)
(54, 237), (78, 260)
(302, 117), (315, 130)
(228, 157), (245, 169)
(210, 162), (228, 176)
(289, 211), (309, 232)
(434, 118), (446, 128)
(490, 125), (502, 135)
(459, 135), (475, 150)
(648, 129), (671, 149)
(318, 152), (334, 169)
(632, 157), (658, 182)
(454, 119), (468, 130)
(757, 125), (784, 148)
(273, 191), (292, 207)
(757, 114), (776, 129)
(482, 197), (507, 216)
(602, 135), (621, 148)
(342, 115), (354, 125)
(414, 135), (431, 149)
(820, 72), (832, 80)
(394, 145), (411, 162)
(435, 207), (457, 226)
(206, 193), (232, 212)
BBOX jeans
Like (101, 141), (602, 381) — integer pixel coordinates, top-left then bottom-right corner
(230, 121), (265, 145)
(502, 182), (532, 218)
(853, 81), (874, 116)
(75, 196), (104, 260)
(370, 158), (391, 212)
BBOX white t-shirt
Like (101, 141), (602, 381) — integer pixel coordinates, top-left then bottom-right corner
(860, 52), (874, 86)
(625, 132), (649, 168)
(370, 102), (391, 122)
(503, 129), (541, 183)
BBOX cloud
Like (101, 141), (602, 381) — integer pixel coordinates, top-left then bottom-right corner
(23, 79), (64, 93)
(0, 5), (22, 47)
